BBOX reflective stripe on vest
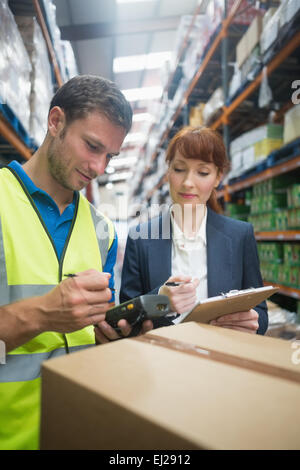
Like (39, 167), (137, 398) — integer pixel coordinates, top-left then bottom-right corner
(1, 345), (95, 382)
(0, 167), (115, 449)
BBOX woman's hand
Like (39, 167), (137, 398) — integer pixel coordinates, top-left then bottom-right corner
(210, 309), (259, 334)
(159, 275), (200, 314)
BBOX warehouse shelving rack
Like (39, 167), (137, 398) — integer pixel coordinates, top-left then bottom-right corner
(137, 0), (300, 302)
(1, 1), (97, 203)
(0, 0), (63, 162)
(141, 2), (300, 200)
(211, 31), (300, 131)
(137, 0), (246, 185)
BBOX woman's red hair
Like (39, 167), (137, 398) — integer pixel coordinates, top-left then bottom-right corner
(166, 126), (230, 213)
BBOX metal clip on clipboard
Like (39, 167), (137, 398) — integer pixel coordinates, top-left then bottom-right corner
(221, 288), (256, 298)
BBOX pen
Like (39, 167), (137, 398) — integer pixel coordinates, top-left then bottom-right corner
(165, 281), (189, 287)
(65, 274), (116, 292)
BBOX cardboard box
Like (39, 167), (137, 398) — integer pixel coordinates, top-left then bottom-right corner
(41, 323), (300, 450)
(236, 15), (263, 67)
(236, 34), (248, 69)
(230, 124), (283, 156)
(260, 6), (280, 54)
(254, 138), (283, 161)
(284, 104), (300, 144)
(189, 103), (205, 127)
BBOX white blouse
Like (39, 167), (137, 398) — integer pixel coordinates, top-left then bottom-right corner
(160, 207), (208, 323)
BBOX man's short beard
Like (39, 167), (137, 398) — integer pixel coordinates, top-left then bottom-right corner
(47, 129), (75, 191)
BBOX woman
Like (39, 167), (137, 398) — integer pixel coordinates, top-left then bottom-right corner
(120, 126), (268, 335)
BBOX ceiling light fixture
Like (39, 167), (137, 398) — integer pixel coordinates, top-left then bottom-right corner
(116, 0), (154, 4)
(132, 113), (154, 123)
(124, 132), (145, 144)
(108, 172), (133, 182)
(114, 51), (172, 74)
(122, 86), (162, 102)
(109, 156), (138, 167)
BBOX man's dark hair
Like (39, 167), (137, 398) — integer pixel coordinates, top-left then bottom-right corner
(49, 74), (132, 133)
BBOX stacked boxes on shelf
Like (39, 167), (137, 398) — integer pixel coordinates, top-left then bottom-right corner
(0, 0), (31, 133)
(0, 0), (80, 149)
(229, 0), (300, 99)
(189, 103), (205, 126)
(259, 242), (300, 288)
(287, 184), (300, 230)
(177, 15), (214, 82)
(249, 176), (300, 290)
(248, 177), (299, 232)
(229, 124), (283, 178)
(61, 41), (78, 81)
(202, 88), (224, 126)
(283, 105), (300, 145)
(208, 0), (265, 31)
(236, 15), (263, 70)
(225, 201), (250, 222)
(42, 0), (67, 82)
(15, 16), (54, 146)
(229, 13), (264, 97)
(261, 0), (300, 55)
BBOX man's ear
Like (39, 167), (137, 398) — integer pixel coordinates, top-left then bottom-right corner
(48, 106), (66, 137)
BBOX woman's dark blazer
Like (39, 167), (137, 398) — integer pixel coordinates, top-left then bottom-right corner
(120, 207), (268, 335)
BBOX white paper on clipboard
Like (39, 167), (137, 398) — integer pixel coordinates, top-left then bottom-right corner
(181, 286), (279, 324)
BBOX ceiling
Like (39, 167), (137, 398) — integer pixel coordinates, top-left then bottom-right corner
(52, 0), (200, 181)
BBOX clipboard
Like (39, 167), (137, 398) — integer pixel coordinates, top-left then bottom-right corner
(182, 286), (279, 324)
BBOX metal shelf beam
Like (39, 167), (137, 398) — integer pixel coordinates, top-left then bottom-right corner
(0, 116), (32, 160)
(263, 281), (300, 299)
(256, 231), (300, 241)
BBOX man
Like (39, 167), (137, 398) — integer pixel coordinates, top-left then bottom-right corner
(0, 75), (152, 450)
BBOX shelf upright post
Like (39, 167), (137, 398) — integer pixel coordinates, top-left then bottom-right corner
(221, 0), (230, 160)
(183, 103), (189, 126)
(33, 0), (63, 88)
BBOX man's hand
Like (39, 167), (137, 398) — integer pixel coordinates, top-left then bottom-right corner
(94, 319), (153, 344)
(159, 276), (200, 314)
(210, 309), (259, 334)
(39, 269), (113, 333)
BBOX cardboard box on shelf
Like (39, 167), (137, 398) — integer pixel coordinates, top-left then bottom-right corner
(236, 34), (248, 69)
(202, 87), (224, 125)
(262, 7), (278, 28)
(236, 15), (263, 68)
(15, 16), (54, 146)
(240, 45), (260, 81)
(242, 145), (255, 170)
(260, 6), (280, 54)
(287, 184), (300, 209)
(189, 103), (205, 126)
(283, 105), (300, 144)
(210, 0), (265, 29)
(254, 138), (283, 162)
(246, 15), (263, 59)
(230, 124), (283, 156)
(41, 323), (300, 450)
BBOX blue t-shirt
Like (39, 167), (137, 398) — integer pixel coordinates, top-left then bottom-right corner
(8, 161), (117, 301)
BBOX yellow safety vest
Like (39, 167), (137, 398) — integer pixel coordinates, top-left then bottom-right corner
(0, 167), (115, 450)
